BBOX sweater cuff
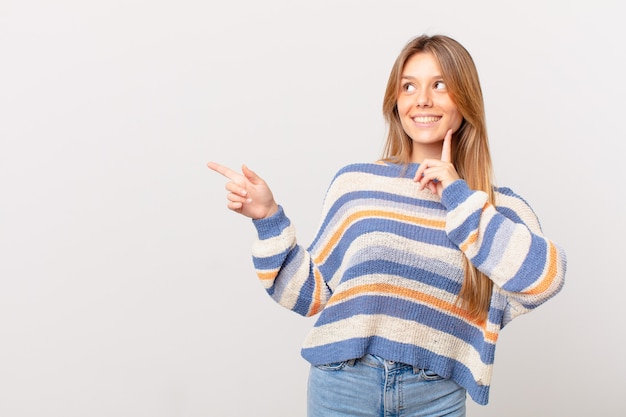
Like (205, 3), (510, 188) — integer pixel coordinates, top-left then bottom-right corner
(440, 180), (472, 210)
(252, 205), (290, 239)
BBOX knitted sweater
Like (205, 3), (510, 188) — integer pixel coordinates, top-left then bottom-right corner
(251, 162), (566, 405)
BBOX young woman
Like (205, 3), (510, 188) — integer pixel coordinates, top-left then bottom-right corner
(208, 34), (566, 417)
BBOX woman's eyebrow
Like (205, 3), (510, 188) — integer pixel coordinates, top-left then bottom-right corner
(401, 74), (443, 80)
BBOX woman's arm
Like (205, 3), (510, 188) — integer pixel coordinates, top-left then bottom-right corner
(441, 180), (566, 315)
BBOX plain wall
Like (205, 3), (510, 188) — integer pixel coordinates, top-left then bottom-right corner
(1, 1), (623, 416)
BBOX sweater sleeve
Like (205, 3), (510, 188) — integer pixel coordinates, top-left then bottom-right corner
(251, 205), (332, 317)
(441, 180), (566, 321)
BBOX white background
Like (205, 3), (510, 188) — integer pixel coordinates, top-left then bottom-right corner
(1, 1), (623, 416)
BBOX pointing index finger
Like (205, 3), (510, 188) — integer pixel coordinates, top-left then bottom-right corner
(207, 161), (240, 180)
(441, 129), (452, 163)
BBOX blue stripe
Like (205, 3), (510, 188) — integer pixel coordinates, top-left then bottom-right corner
(336, 162), (419, 179)
(446, 207), (482, 245)
(252, 247), (293, 272)
(496, 207), (524, 224)
(502, 235), (548, 292)
(309, 190), (443, 249)
(317, 217), (453, 279)
(471, 214), (504, 267)
(314, 295), (495, 362)
(496, 187), (542, 228)
(252, 205), (291, 239)
(342, 259), (462, 293)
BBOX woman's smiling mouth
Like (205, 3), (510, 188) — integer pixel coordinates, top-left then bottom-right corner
(412, 115), (441, 123)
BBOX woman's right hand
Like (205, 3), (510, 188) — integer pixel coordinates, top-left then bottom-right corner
(207, 162), (279, 220)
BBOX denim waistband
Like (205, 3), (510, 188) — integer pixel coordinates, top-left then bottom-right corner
(353, 354), (419, 373)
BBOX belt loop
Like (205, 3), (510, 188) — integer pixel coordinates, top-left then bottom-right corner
(412, 366), (420, 374)
(347, 359), (356, 367)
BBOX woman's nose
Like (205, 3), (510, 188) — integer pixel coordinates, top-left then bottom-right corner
(415, 89), (432, 107)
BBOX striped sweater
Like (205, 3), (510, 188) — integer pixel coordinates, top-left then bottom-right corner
(251, 162), (566, 405)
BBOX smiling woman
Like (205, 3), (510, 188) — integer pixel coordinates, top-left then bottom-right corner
(207, 34), (566, 416)
(396, 53), (463, 162)
(3, 0), (624, 415)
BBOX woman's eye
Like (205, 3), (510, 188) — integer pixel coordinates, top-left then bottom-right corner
(434, 81), (446, 90)
(402, 83), (416, 93)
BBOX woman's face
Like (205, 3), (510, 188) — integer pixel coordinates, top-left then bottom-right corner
(397, 52), (463, 162)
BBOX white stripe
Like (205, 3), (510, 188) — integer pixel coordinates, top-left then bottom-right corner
(302, 314), (493, 383)
(325, 231), (463, 291)
(252, 223), (296, 257)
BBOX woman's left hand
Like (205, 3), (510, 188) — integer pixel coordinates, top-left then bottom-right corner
(413, 129), (461, 197)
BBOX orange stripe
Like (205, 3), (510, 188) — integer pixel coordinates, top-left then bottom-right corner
(327, 283), (489, 328)
(257, 270), (278, 281)
(484, 330), (498, 343)
(525, 242), (559, 295)
(458, 202), (489, 252)
(460, 231), (479, 252)
(313, 210), (445, 264)
(259, 273), (498, 341)
(258, 267), (325, 316)
(309, 269), (324, 316)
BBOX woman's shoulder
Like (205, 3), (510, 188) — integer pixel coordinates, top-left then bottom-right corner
(494, 185), (532, 207)
(493, 185), (541, 226)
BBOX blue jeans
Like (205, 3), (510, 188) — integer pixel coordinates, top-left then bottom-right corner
(307, 354), (466, 417)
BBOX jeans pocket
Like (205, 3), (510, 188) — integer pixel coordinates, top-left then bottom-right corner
(315, 361), (350, 371)
(420, 369), (444, 381)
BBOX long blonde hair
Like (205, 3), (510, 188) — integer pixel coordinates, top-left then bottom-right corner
(382, 34), (495, 322)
